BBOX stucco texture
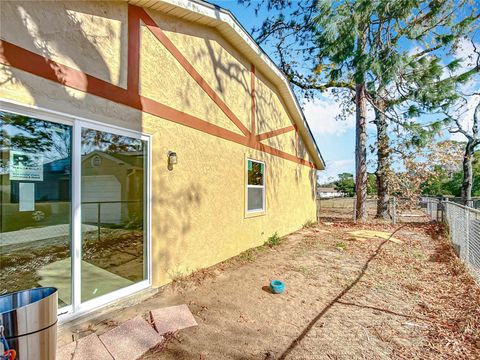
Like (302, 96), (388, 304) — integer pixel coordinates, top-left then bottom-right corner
(0, 1), (318, 287)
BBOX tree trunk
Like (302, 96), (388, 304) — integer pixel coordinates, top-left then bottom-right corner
(461, 140), (474, 206)
(355, 83), (368, 222)
(374, 104), (390, 219)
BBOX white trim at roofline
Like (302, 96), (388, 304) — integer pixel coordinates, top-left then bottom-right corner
(127, 0), (325, 170)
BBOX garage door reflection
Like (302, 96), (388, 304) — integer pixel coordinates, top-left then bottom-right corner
(80, 127), (147, 302)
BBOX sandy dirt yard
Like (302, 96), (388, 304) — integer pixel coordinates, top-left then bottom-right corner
(61, 219), (480, 360)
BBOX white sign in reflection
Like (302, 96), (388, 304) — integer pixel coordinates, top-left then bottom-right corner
(10, 150), (44, 181)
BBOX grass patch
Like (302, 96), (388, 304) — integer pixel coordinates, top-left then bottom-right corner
(236, 233), (283, 263)
(265, 232), (281, 247)
(238, 248), (257, 262)
(335, 242), (348, 251)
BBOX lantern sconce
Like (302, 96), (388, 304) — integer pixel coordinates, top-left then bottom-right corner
(167, 151), (177, 171)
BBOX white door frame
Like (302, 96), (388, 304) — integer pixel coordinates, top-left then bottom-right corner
(0, 99), (152, 321)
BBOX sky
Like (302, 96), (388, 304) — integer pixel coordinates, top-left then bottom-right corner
(211, 1), (478, 184)
(208, 0), (378, 183)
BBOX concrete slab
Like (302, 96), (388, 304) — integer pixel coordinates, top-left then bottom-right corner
(38, 258), (133, 304)
(99, 316), (163, 360)
(57, 333), (113, 360)
(150, 304), (198, 335)
(0, 224), (97, 247)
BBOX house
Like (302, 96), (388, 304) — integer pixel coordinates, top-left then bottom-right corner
(0, 0), (324, 320)
(317, 187), (345, 199)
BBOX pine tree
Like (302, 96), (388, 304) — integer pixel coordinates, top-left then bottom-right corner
(429, 37), (480, 205)
(446, 93), (480, 205)
(241, 0), (479, 220)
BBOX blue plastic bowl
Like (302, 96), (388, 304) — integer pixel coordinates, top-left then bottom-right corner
(270, 280), (285, 294)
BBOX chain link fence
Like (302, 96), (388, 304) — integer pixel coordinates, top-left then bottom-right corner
(316, 197), (378, 222)
(317, 196), (426, 223)
(443, 197), (480, 209)
(422, 197), (480, 283)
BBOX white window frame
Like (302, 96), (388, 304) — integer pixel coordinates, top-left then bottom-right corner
(246, 158), (266, 214)
(0, 99), (152, 322)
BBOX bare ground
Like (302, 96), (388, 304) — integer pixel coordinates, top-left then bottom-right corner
(61, 218), (480, 359)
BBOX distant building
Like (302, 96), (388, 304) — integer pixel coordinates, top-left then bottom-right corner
(317, 187), (345, 198)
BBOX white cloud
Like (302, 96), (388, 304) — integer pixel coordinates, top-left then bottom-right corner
(408, 44), (424, 56)
(303, 92), (377, 137)
(451, 38), (480, 93)
(451, 94), (480, 142)
(303, 94), (355, 136)
(455, 38), (479, 70)
(317, 159), (355, 184)
(447, 39), (480, 142)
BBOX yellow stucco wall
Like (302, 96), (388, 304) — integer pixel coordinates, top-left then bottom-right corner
(255, 71), (295, 134)
(0, 1), (319, 287)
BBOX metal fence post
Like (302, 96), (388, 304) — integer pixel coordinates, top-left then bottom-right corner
(97, 202), (101, 242)
(317, 199), (321, 223)
(441, 199), (446, 223)
(353, 195), (357, 223)
(437, 199), (444, 223)
(465, 205), (470, 264)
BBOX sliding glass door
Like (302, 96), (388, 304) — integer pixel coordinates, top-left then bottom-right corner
(80, 127), (147, 303)
(0, 113), (73, 308)
(0, 108), (150, 316)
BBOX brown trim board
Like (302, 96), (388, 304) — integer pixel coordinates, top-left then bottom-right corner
(256, 125), (296, 142)
(0, 6), (317, 169)
(0, 40), (244, 147)
(136, 6), (251, 137)
(128, 5), (141, 93)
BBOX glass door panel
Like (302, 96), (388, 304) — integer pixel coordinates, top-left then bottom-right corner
(0, 112), (72, 308)
(80, 127), (147, 302)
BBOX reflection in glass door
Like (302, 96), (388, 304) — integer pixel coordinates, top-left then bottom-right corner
(80, 127), (147, 302)
(0, 112), (72, 309)
(1, 107), (150, 317)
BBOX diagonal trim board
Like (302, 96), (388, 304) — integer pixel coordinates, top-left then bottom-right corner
(0, 4), (317, 169)
(131, 5), (251, 137)
(0, 39), (316, 168)
(256, 125), (296, 141)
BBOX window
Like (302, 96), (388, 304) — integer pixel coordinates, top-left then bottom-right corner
(246, 159), (265, 212)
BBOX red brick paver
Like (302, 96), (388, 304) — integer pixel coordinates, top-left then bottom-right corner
(99, 316), (163, 360)
(57, 333), (113, 360)
(150, 304), (198, 335)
